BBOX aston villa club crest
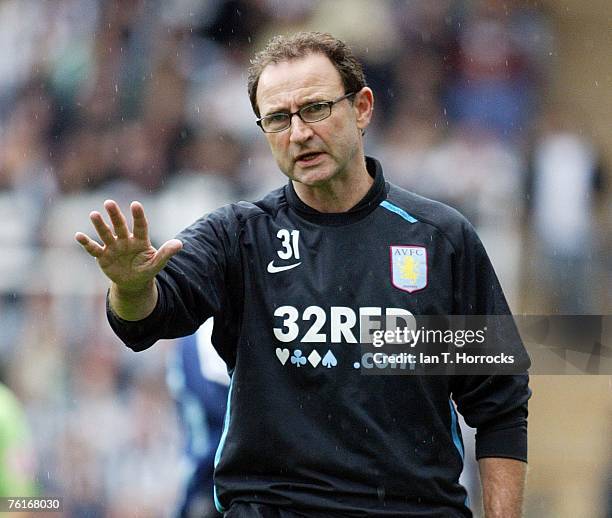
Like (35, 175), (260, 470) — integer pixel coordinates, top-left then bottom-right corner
(390, 246), (428, 293)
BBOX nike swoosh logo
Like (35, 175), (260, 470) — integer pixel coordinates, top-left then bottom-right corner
(267, 261), (302, 273)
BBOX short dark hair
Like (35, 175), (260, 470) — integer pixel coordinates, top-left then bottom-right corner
(247, 32), (367, 117)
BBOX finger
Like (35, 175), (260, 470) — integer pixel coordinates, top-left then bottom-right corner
(131, 201), (149, 241)
(151, 239), (183, 273)
(75, 232), (105, 258)
(104, 200), (130, 239)
(90, 211), (116, 246)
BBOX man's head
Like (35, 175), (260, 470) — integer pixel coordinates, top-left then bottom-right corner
(248, 32), (367, 118)
(248, 32), (374, 188)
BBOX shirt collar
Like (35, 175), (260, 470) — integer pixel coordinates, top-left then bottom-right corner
(284, 156), (387, 226)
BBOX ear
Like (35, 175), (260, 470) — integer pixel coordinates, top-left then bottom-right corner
(353, 87), (374, 131)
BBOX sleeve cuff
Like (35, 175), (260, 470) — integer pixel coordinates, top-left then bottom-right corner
(106, 279), (166, 351)
(475, 420), (528, 462)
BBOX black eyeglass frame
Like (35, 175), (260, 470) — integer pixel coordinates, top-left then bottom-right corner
(256, 92), (357, 133)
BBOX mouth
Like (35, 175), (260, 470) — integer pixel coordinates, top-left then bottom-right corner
(295, 152), (324, 166)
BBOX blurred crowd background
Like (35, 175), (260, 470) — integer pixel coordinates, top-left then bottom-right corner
(0, 0), (610, 516)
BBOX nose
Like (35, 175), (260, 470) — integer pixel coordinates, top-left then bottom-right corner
(288, 114), (313, 144)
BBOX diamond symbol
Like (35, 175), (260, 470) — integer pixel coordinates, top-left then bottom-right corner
(308, 350), (321, 368)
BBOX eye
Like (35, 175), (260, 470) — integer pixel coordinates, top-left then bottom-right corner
(267, 113), (289, 123)
(262, 113), (290, 131)
(301, 103), (328, 118)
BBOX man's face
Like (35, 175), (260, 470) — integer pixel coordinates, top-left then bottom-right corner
(256, 53), (372, 187)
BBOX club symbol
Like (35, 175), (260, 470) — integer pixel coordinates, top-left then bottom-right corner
(291, 349), (307, 367)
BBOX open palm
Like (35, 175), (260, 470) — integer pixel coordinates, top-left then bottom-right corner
(75, 200), (182, 292)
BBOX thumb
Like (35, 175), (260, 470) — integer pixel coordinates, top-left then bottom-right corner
(152, 239), (183, 272)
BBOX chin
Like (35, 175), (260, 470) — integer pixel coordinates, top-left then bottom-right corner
(291, 159), (341, 184)
(293, 166), (337, 186)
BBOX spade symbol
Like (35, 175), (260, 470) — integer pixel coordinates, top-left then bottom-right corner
(321, 350), (338, 368)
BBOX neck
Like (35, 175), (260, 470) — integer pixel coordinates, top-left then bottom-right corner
(292, 155), (373, 213)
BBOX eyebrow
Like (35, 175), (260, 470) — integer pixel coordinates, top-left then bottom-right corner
(263, 97), (327, 116)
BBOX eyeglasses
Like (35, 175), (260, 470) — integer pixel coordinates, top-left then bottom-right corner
(256, 92), (356, 133)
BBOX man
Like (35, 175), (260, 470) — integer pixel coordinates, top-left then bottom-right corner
(76, 32), (530, 517)
(0, 381), (36, 500)
(167, 319), (228, 518)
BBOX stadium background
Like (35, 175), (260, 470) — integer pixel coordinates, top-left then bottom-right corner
(0, 0), (609, 516)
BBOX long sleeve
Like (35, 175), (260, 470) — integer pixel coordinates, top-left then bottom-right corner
(449, 219), (531, 462)
(107, 204), (244, 362)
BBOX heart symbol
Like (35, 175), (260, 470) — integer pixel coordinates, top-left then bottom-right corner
(276, 348), (290, 365)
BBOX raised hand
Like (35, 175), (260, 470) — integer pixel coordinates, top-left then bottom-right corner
(75, 200), (182, 319)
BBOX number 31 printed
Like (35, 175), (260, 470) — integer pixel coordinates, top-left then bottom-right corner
(276, 229), (300, 260)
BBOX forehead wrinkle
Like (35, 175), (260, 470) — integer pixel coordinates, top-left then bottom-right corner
(262, 84), (335, 115)
(256, 55), (344, 115)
